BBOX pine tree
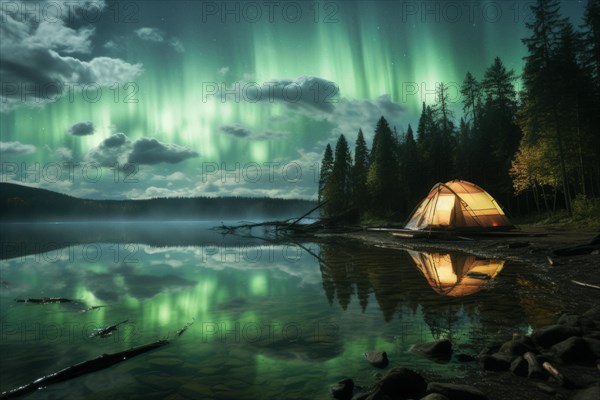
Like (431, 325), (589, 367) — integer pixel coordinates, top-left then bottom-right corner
(460, 72), (481, 128)
(325, 134), (352, 215)
(318, 144), (334, 210)
(352, 129), (369, 212)
(367, 116), (400, 215)
(521, 0), (572, 212)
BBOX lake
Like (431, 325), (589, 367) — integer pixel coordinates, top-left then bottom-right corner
(0, 222), (561, 399)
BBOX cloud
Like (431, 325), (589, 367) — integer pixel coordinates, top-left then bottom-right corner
(135, 27), (185, 53)
(254, 130), (289, 141)
(68, 121), (95, 136)
(0, 141), (36, 155)
(220, 124), (251, 138)
(220, 124), (289, 141)
(86, 133), (132, 167)
(218, 66), (230, 76)
(128, 137), (198, 165)
(226, 75), (339, 113)
(0, 1), (143, 112)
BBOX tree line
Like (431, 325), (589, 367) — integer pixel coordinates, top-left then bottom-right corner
(319, 0), (599, 220)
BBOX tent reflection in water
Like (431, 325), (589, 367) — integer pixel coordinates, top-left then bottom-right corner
(405, 180), (514, 231)
(408, 251), (505, 297)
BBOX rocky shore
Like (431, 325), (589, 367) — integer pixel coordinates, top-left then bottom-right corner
(324, 228), (599, 400)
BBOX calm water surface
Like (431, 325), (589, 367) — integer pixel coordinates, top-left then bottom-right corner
(0, 222), (562, 399)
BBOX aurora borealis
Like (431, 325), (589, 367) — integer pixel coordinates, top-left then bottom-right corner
(0, 0), (588, 200)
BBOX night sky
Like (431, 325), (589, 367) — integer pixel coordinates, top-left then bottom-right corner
(0, 0), (588, 200)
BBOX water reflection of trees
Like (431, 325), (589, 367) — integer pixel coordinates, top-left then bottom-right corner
(317, 243), (551, 338)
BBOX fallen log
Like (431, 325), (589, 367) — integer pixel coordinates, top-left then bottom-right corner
(0, 339), (169, 399)
(176, 319), (195, 337)
(90, 320), (129, 338)
(14, 297), (74, 304)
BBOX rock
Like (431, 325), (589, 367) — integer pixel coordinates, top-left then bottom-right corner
(572, 385), (600, 400)
(364, 350), (389, 368)
(478, 344), (501, 357)
(523, 352), (547, 379)
(378, 367), (427, 398)
(582, 306), (600, 322)
(426, 382), (488, 400)
(420, 394), (449, 400)
(558, 314), (598, 334)
(479, 353), (513, 371)
(456, 353), (475, 362)
(351, 393), (371, 400)
(551, 336), (591, 363)
(412, 339), (452, 361)
(331, 379), (354, 400)
(510, 356), (528, 377)
(584, 331), (600, 340)
(535, 383), (556, 395)
(582, 337), (600, 359)
(498, 338), (536, 357)
(532, 325), (582, 348)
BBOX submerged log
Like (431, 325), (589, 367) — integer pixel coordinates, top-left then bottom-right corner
(14, 297), (74, 304)
(176, 319), (195, 336)
(0, 339), (169, 399)
(90, 320), (129, 338)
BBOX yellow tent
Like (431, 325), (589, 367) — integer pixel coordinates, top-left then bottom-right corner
(405, 180), (513, 231)
(408, 251), (505, 297)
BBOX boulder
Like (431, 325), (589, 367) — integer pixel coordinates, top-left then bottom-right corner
(420, 394), (449, 400)
(582, 337), (600, 359)
(509, 356), (528, 377)
(583, 306), (600, 322)
(551, 336), (591, 363)
(378, 367), (427, 399)
(412, 339), (452, 362)
(532, 325), (582, 348)
(331, 379), (354, 400)
(523, 352), (547, 379)
(479, 353), (513, 371)
(498, 339), (536, 357)
(572, 385), (600, 400)
(426, 382), (488, 400)
(364, 350), (389, 368)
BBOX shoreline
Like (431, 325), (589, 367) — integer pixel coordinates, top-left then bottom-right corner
(317, 227), (600, 400)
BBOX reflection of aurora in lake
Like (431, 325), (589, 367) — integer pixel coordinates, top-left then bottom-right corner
(0, 222), (563, 399)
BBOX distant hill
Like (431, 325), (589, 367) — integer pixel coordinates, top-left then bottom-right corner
(0, 183), (318, 221)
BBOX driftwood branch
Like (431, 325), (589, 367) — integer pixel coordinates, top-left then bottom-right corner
(571, 280), (600, 290)
(0, 339), (169, 399)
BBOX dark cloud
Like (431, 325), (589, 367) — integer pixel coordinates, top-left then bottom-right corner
(220, 124), (251, 138)
(375, 94), (404, 119)
(0, 1), (142, 112)
(128, 137), (198, 165)
(86, 133), (132, 167)
(68, 120), (95, 136)
(229, 75), (339, 113)
(220, 124), (288, 141)
(0, 141), (36, 155)
(254, 130), (289, 141)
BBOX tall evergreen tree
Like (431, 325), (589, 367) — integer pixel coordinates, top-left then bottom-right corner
(352, 129), (369, 211)
(325, 135), (352, 215)
(521, 0), (572, 212)
(367, 116), (400, 215)
(318, 144), (334, 210)
(460, 72), (481, 128)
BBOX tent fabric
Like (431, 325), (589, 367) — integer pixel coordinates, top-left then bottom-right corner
(405, 180), (513, 231)
(408, 250), (505, 297)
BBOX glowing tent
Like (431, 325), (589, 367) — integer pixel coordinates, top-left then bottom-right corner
(408, 251), (505, 297)
(405, 180), (513, 231)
